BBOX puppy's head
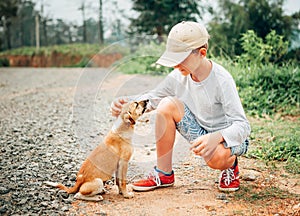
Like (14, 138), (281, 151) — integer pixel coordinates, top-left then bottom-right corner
(121, 100), (149, 125)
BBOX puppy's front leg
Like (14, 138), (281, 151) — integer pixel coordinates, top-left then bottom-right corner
(116, 159), (134, 198)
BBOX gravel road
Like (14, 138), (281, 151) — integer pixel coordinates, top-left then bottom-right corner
(0, 67), (166, 215)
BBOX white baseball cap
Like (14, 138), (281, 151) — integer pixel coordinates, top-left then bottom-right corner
(156, 21), (210, 67)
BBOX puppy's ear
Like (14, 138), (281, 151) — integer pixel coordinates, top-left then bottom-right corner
(123, 113), (130, 123)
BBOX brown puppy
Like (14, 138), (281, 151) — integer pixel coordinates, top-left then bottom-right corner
(45, 100), (149, 201)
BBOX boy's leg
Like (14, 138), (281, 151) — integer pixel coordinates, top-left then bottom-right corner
(155, 97), (185, 173)
(132, 99), (248, 192)
(131, 97), (184, 191)
(175, 103), (249, 192)
(205, 143), (236, 170)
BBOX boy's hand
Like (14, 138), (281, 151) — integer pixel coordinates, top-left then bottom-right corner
(110, 98), (128, 117)
(190, 132), (224, 158)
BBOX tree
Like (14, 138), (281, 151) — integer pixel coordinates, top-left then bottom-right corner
(129, 0), (203, 41)
(18, 1), (35, 47)
(78, 2), (87, 43)
(208, 0), (300, 58)
(53, 19), (72, 44)
(208, 0), (248, 57)
(0, 0), (19, 49)
(98, 0), (103, 44)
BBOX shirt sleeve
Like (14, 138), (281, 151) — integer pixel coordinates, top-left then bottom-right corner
(135, 72), (176, 110)
(219, 76), (251, 147)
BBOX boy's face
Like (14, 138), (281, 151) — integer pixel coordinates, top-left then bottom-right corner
(174, 52), (199, 76)
(174, 64), (190, 76)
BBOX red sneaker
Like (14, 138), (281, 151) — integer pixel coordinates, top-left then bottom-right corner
(218, 159), (240, 192)
(132, 167), (174, 192)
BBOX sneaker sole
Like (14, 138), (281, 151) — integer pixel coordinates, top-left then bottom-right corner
(218, 186), (239, 192)
(132, 183), (174, 192)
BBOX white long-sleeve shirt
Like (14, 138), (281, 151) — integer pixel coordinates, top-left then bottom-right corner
(138, 60), (250, 147)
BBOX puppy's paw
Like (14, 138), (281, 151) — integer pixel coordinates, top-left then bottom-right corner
(74, 193), (104, 202)
(94, 195), (104, 202)
(122, 191), (134, 199)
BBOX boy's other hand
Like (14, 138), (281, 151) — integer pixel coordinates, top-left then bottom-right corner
(110, 98), (128, 117)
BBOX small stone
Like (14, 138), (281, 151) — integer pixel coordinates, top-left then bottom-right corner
(0, 205), (7, 214)
(95, 210), (108, 216)
(40, 202), (49, 207)
(216, 193), (227, 200)
(0, 187), (10, 194)
(293, 203), (300, 210)
(242, 170), (259, 181)
(18, 198), (28, 205)
(61, 206), (69, 212)
(223, 200), (229, 204)
(243, 173), (257, 181)
(63, 164), (73, 170)
(58, 190), (69, 199)
(184, 190), (192, 194)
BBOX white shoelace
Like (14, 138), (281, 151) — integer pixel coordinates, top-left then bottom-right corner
(221, 168), (235, 186)
(147, 169), (161, 186)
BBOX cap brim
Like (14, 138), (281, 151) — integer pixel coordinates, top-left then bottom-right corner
(156, 50), (192, 67)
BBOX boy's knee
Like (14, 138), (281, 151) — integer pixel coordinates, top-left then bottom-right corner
(206, 145), (235, 170)
(157, 97), (184, 122)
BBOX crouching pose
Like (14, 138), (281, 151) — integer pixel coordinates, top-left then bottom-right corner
(110, 21), (250, 192)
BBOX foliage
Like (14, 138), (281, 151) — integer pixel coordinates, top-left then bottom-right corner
(248, 118), (300, 174)
(238, 30), (289, 66)
(231, 63), (299, 116)
(0, 43), (126, 57)
(208, 0), (300, 59)
(234, 184), (299, 204)
(229, 30), (299, 116)
(0, 0), (20, 49)
(116, 41), (172, 75)
(129, 0), (202, 39)
(0, 58), (9, 67)
(0, 0), (121, 51)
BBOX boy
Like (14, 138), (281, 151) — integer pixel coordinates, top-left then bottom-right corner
(110, 21), (250, 192)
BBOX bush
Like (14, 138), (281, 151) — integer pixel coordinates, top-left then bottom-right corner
(0, 58), (9, 67)
(0, 43), (128, 57)
(234, 64), (300, 116)
(238, 30), (289, 66)
(117, 41), (172, 75)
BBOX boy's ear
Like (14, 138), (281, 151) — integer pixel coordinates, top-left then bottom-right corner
(199, 48), (207, 56)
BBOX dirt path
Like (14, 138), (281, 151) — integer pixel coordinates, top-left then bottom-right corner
(0, 68), (299, 216)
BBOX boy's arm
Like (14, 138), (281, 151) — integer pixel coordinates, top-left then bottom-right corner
(219, 77), (251, 147)
(110, 72), (176, 117)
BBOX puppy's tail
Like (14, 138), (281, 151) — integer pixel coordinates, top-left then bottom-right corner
(44, 175), (84, 194)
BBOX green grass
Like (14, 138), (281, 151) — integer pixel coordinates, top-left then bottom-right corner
(247, 117), (300, 174)
(0, 43), (129, 56)
(233, 184), (299, 204)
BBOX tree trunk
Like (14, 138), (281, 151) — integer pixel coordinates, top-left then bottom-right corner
(4, 19), (12, 49)
(35, 14), (40, 51)
(42, 19), (48, 46)
(98, 0), (104, 44)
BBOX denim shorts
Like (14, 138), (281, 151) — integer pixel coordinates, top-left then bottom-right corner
(175, 104), (249, 156)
